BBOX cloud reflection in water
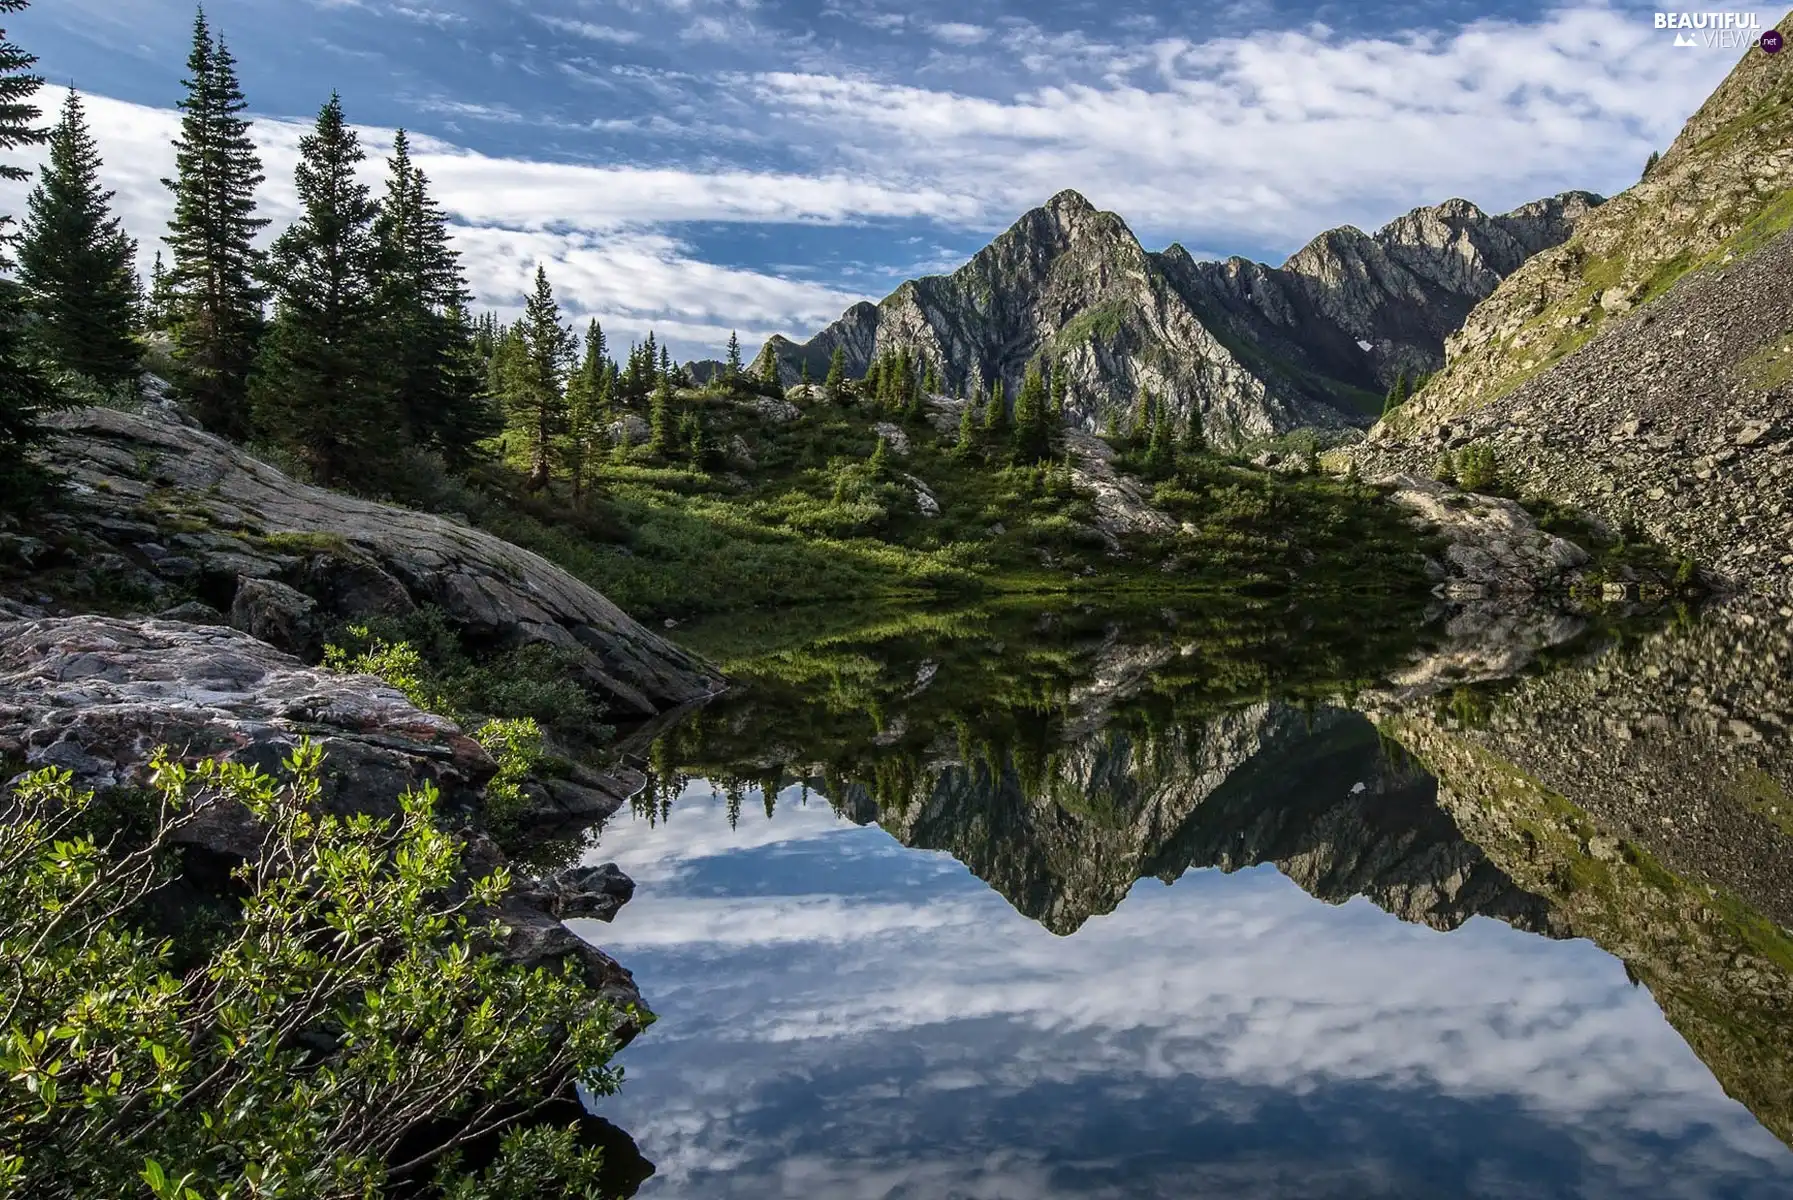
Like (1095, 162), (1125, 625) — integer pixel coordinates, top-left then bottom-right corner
(571, 782), (1793, 1199)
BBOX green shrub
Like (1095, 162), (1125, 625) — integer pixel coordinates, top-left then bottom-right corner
(1455, 444), (1501, 493)
(0, 746), (630, 1199)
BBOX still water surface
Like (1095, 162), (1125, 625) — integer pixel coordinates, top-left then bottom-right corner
(567, 599), (1793, 1199)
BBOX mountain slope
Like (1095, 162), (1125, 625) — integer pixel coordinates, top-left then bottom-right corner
(1355, 20), (1793, 592)
(1377, 13), (1793, 434)
(755, 189), (1597, 449)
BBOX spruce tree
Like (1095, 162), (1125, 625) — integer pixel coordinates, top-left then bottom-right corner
(725, 330), (741, 378)
(1049, 359), (1067, 419)
(825, 346), (845, 403)
(17, 89), (141, 391)
(0, 0), (64, 512)
(564, 319), (608, 500)
(0, 0), (48, 260)
(506, 264), (574, 489)
(982, 377), (1008, 439)
(647, 374), (672, 457)
(164, 12), (268, 438)
(953, 400), (977, 459)
(371, 133), (497, 466)
(251, 94), (390, 487)
(759, 345), (779, 388)
(658, 342), (672, 385)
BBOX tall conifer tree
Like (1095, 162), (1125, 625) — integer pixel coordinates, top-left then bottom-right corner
(250, 94), (389, 485)
(18, 89), (141, 390)
(507, 264), (573, 489)
(371, 131), (497, 466)
(825, 346), (845, 403)
(0, 0), (64, 511)
(163, 11), (268, 438)
(724, 330), (741, 378)
(564, 319), (610, 500)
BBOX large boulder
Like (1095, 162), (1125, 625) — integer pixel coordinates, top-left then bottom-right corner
(0, 616), (492, 844)
(229, 577), (321, 659)
(41, 406), (724, 718)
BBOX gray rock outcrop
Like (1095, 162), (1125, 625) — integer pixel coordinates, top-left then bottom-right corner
(33, 405), (723, 717)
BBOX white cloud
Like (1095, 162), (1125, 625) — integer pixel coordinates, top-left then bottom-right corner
(748, 3), (1780, 249)
(536, 15), (641, 44)
(0, 90), (945, 357)
(930, 22), (990, 46)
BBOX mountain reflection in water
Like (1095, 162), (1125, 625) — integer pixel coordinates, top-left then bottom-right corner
(566, 597), (1793, 1199)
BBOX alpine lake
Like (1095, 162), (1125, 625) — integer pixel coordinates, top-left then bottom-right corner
(551, 593), (1793, 1199)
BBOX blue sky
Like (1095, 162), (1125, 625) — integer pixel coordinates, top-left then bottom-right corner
(5, 0), (1780, 358)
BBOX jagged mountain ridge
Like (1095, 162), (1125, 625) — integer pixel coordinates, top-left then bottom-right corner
(751, 188), (1600, 449)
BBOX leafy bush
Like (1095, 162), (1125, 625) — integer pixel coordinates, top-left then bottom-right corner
(0, 746), (630, 1199)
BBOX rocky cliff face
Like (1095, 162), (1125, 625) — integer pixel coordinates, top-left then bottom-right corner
(8, 405), (723, 718)
(755, 188), (1596, 449)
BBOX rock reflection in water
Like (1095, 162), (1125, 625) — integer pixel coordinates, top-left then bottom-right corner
(571, 596), (1793, 1199)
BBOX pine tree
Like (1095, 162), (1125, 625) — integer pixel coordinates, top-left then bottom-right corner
(1011, 362), (1050, 464)
(17, 89), (141, 391)
(725, 330), (741, 378)
(658, 343), (672, 385)
(506, 264), (574, 489)
(0, 0), (48, 268)
(1382, 370), (1411, 418)
(759, 345), (779, 388)
(953, 400), (977, 459)
(163, 12), (268, 438)
(564, 319), (609, 500)
(250, 94), (391, 487)
(1145, 405), (1173, 475)
(825, 346), (845, 403)
(868, 434), (889, 476)
(982, 377), (1008, 439)
(1179, 402), (1206, 457)
(1049, 359), (1067, 419)
(145, 251), (175, 332)
(688, 410), (718, 471)
(1131, 386), (1154, 447)
(370, 135), (497, 467)
(0, 3), (64, 510)
(647, 374), (672, 457)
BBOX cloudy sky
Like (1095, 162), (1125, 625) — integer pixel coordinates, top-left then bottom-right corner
(571, 783), (1793, 1198)
(5, 0), (1780, 358)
